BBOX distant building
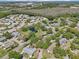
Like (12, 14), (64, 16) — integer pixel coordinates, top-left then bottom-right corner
(0, 36), (6, 42)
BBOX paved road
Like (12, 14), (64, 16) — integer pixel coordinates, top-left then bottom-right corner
(37, 49), (43, 59)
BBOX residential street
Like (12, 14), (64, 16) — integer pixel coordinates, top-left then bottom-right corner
(37, 49), (43, 59)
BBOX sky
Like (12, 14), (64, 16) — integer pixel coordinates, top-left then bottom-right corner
(0, 0), (79, 1)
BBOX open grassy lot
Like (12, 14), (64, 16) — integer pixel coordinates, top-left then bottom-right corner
(0, 11), (11, 18)
(12, 7), (79, 17)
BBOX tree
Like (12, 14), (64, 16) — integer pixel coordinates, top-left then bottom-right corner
(70, 39), (79, 50)
(3, 32), (12, 39)
(59, 29), (65, 34)
(70, 43), (79, 50)
(55, 32), (61, 37)
(60, 18), (67, 26)
(28, 26), (37, 32)
(46, 28), (52, 34)
(70, 53), (79, 59)
(42, 19), (49, 25)
(36, 40), (49, 49)
(55, 27), (59, 32)
(69, 22), (77, 28)
(63, 32), (73, 39)
(67, 28), (79, 37)
(53, 47), (66, 58)
(73, 39), (79, 45)
(34, 22), (43, 30)
(30, 32), (38, 44)
(22, 27), (28, 32)
(9, 51), (20, 59)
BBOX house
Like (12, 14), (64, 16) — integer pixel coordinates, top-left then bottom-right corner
(0, 33), (3, 36)
(2, 40), (15, 49)
(77, 22), (79, 28)
(51, 23), (60, 27)
(59, 38), (68, 45)
(64, 55), (69, 59)
(72, 49), (79, 55)
(22, 47), (36, 58)
(11, 31), (20, 37)
(0, 27), (6, 31)
(4, 22), (11, 26)
(0, 36), (6, 42)
(8, 28), (16, 33)
(0, 42), (4, 47)
(65, 19), (72, 25)
(59, 38), (70, 50)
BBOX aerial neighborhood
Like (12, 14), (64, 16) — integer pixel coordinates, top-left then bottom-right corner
(0, 14), (79, 59)
(0, 1), (79, 59)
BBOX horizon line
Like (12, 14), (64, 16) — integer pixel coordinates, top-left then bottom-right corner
(0, 0), (78, 2)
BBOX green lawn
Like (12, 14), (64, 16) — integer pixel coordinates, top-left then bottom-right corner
(0, 48), (7, 57)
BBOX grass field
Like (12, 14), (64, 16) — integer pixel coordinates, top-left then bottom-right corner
(0, 10), (11, 18)
(12, 7), (79, 18)
(0, 7), (79, 19)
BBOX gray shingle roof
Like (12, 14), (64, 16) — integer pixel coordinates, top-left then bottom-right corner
(23, 47), (36, 55)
